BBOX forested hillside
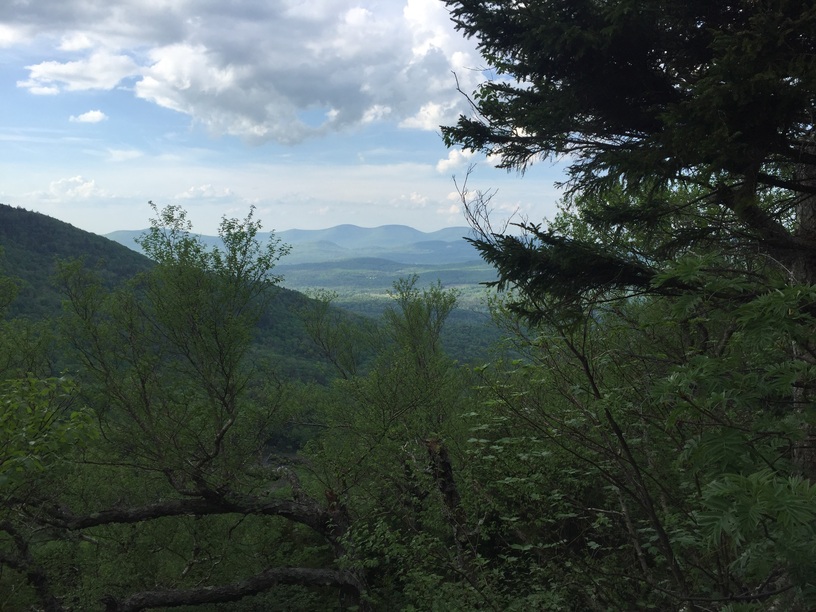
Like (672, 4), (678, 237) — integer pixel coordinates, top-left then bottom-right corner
(0, 203), (369, 383)
(0, 202), (492, 610)
(0, 204), (154, 319)
(3, 1), (816, 610)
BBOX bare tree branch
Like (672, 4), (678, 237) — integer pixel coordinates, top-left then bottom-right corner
(44, 493), (338, 545)
(101, 567), (363, 612)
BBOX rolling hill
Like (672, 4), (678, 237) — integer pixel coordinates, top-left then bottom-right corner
(0, 204), (500, 375)
(0, 204), (345, 381)
(105, 223), (498, 309)
(0, 204), (154, 319)
(106, 224), (482, 265)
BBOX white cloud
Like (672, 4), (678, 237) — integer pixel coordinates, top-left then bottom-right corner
(436, 148), (475, 173)
(69, 109), (108, 123)
(26, 85), (60, 95)
(393, 191), (430, 210)
(400, 101), (459, 131)
(0, 24), (26, 47)
(174, 184), (235, 200)
(18, 51), (139, 93)
(361, 105), (392, 124)
(47, 176), (107, 200)
(6, 0), (484, 143)
(107, 148), (143, 162)
(404, 0), (460, 56)
(59, 32), (94, 51)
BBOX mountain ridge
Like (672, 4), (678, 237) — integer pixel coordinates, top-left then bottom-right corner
(105, 224), (481, 265)
(0, 204), (155, 319)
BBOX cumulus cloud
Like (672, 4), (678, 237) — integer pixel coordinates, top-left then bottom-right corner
(361, 105), (392, 124)
(69, 110), (108, 123)
(0, 24), (26, 47)
(18, 51), (139, 93)
(6, 0), (484, 143)
(46, 176), (107, 200)
(59, 32), (94, 51)
(436, 148), (475, 173)
(401, 101), (458, 131)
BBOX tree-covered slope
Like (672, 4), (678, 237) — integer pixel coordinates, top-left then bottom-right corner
(0, 204), (154, 319)
(0, 204), (360, 382)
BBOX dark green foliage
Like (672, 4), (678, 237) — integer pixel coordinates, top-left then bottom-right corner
(0, 205), (517, 609)
(471, 223), (658, 317)
(10, 197), (815, 607)
(0, 204), (154, 320)
(441, 0), (816, 608)
(0, 204), (349, 383)
(301, 278), (486, 608)
(7, 0), (816, 600)
(443, 0), (816, 189)
(0, 206), (368, 610)
(444, 0), (816, 304)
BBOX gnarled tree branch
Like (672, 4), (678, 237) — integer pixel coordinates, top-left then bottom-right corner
(43, 491), (340, 547)
(101, 567), (363, 612)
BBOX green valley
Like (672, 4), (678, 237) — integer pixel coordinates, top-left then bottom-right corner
(3, 2), (816, 609)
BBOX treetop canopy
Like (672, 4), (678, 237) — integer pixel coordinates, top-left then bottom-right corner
(443, 0), (816, 306)
(443, 0), (816, 197)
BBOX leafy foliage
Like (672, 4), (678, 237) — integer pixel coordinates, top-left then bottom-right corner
(441, 0), (816, 608)
(0, 205), (369, 610)
(0, 376), (93, 488)
(4, 2), (816, 605)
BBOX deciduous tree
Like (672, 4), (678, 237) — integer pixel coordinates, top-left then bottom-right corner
(2, 205), (366, 610)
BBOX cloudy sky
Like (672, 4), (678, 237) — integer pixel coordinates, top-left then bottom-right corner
(0, 0), (563, 236)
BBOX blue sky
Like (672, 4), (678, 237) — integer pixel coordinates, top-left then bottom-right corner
(0, 0), (564, 236)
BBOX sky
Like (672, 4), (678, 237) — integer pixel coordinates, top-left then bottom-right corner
(0, 0), (564, 236)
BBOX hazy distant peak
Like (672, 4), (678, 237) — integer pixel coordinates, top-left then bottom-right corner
(104, 223), (480, 266)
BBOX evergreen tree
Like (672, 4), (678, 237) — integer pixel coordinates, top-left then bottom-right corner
(443, 0), (816, 288)
(442, 1), (816, 607)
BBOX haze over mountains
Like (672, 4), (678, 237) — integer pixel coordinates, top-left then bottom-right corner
(106, 224), (482, 265)
(106, 223), (497, 303)
(1, 204), (496, 320)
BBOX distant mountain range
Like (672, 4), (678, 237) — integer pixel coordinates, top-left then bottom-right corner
(105, 224), (495, 303)
(106, 224), (482, 265)
(0, 204), (499, 365)
(0, 204), (499, 367)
